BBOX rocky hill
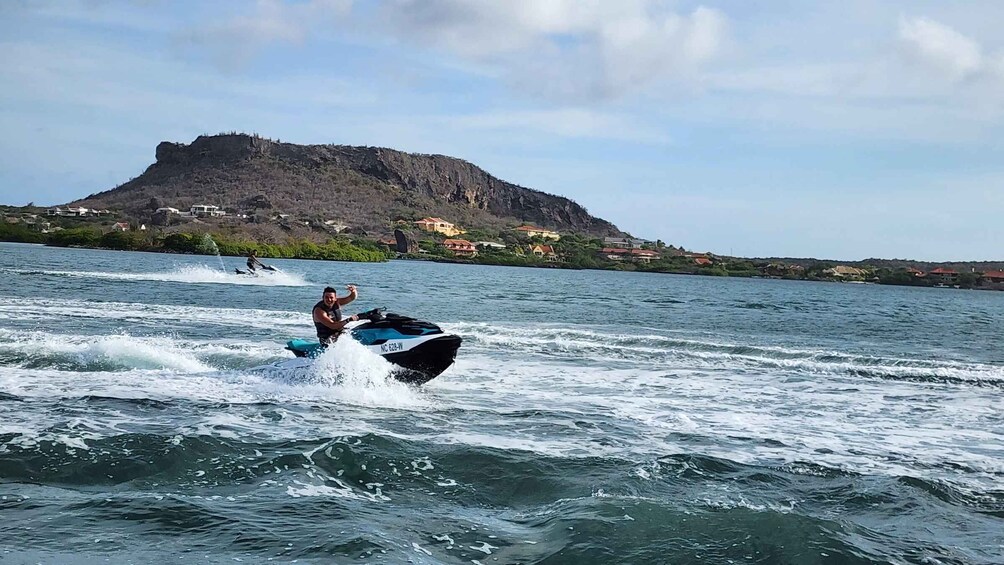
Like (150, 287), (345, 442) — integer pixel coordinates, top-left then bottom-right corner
(72, 134), (623, 238)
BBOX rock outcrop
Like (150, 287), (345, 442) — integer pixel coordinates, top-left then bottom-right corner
(73, 134), (623, 237)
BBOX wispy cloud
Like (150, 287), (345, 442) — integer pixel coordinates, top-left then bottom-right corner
(380, 1), (729, 101)
(175, 0), (353, 71)
(898, 16), (984, 81)
(6, 1), (1004, 258)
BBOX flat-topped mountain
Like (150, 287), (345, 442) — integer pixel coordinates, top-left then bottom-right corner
(72, 133), (623, 237)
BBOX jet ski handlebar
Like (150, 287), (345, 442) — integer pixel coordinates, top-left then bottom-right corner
(355, 307), (386, 322)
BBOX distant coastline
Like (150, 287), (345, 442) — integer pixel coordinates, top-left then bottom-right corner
(3, 219), (1003, 292)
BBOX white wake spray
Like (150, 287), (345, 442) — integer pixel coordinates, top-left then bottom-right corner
(303, 337), (427, 408)
(1, 265), (310, 287)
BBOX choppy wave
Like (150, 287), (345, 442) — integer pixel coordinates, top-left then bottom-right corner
(0, 431), (999, 563)
(0, 297), (308, 330)
(1, 265), (310, 286)
(448, 322), (1004, 387)
(2, 253), (1003, 564)
(2, 296), (1000, 387)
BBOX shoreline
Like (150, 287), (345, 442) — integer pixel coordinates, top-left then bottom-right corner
(5, 240), (1000, 291)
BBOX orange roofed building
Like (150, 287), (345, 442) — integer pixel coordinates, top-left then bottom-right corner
(982, 270), (1004, 282)
(599, 248), (661, 264)
(927, 267), (959, 285)
(442, 239), (477, 257)
(415, 217), (464, 237)
(529, 244), (560, 262)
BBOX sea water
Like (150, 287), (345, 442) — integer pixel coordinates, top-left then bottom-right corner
(0, 242), (1001, 564)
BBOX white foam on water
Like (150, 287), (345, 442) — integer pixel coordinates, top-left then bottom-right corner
(0, 297), (308, 330)
(447, 322), (1004, 384)
(287, 481), (364, 499)
(79, 335), (213, 372)
(299, 338), (428, 409)
(1, 265), (311, 286)
(0, 328), (285, 371)
(0, 284), (1001, 495)
(426, 348), (1004, 491)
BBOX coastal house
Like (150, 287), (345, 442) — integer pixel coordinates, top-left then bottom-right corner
(631, 249), (661, 264)
(528, 244), (560, 262)
(693, 257), (712, 266)
(514, 225), (560, 240)
(415, 217), (464, 237)
(824, 265), (867, 279)
(111, 222), (130, 232)
(45, 206), (91, 217)
(981, 271), (1004, 290)
(476, 241), (506, 250)
(442, 239), (477, 257)
(927, 267), (959, 286)
(761, 263), (804, 277)
(599, 248), (661, 264)
(155, 207), (180, 215)
(600, 248), (627, 261)
(190, 204), (226, 218)
(603, 237), (650, 249)
(905, 267), (925, 277)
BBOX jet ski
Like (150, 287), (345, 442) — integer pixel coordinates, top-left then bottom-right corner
(254, 309), (461, 385)
(234, 265), (277, 276)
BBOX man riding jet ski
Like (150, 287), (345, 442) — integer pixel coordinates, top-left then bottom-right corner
(253, 286), (461, 385)
(234, 252), (278, 276)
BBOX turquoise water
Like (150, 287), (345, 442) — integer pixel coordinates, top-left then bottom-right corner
(0, 242), (1001, 564)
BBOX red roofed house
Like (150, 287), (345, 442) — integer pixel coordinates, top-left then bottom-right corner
(981, 270), (1004, 289)
(599, 248), (661, 264)
(442, 239), (477, 257)
(600, 247), (629, 261)
(630, 249), (661, 264)
(111, 222), (130, 232)
(529, 244), (560, 262)
(927, 267), (959, 285)
(693, 257), (712, 266)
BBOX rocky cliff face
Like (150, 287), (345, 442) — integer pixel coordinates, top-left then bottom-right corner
(75, 134), (623, 237)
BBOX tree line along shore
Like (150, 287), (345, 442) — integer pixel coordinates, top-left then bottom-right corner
(2, 208), (1002, 290)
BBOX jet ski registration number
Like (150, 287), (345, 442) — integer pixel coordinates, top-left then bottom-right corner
(380, 342), (404, 353)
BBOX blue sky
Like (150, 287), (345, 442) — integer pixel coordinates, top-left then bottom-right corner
(2, 0), (1004, 261)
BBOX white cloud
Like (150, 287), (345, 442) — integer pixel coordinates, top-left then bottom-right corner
(176, 0), (353, 71)
(898, 16), (983, 81)
(380, 0), (729, 101)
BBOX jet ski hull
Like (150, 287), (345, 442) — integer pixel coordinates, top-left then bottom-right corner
(258, 312), (461, 385)
(381, 334), (462, 385)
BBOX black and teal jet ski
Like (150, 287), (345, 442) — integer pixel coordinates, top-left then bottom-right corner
(254, 309), (461, 385)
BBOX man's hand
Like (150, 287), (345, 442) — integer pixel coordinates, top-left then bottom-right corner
(346, 284), (358, 295)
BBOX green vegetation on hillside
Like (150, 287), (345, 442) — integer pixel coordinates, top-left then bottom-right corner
(5, 225), (387, 262)
(3, 208), (1002, 290)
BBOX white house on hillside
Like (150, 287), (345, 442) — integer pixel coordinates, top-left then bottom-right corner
(190, 204), (226, 218)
